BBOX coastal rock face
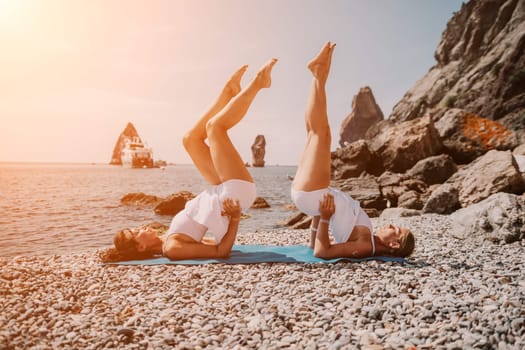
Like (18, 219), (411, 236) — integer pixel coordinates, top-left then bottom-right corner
(435, 109), (519, 163)
(332, 176), (387, 211)
(110, 122), (140, 165)
(339, 87), (384, 147)
(445, 149), (525, 207)
(450, 192), (525, 243)
(406, 154), (458, 185)
(331, 140), (383, 179)
(251, 135), (266, 167)
(365, 116), (443, 173)
(390, 0), (525, 142)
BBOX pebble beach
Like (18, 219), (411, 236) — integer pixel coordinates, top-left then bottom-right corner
(1, 214), (524, 349)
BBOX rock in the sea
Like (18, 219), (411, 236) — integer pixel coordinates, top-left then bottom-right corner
(251, 135), (266, 167)
(435, 109), (518, 163)
(339, 86), (384, 147)
(407, 154), (458, 185)
(450, 192), (525, 243)
(110, 122), (140, 165)
(389, 0), (525, 143)
(331, 140), (383, 179)
(365, 116), (443, 173)
(120, 192), (163, 207)
(423, 184), (461, 214)
(154, 191), (196, 216)
(445, 149), (525, 207)
(251, 197), (270, 209)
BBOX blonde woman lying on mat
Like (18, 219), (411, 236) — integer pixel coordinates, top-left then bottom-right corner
(291, 42), (414, 259)
(101, 59), (277, 262)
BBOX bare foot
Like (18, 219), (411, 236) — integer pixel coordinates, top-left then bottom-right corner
(308, 42), (336, 81)
(224, 65), (248, 96)
(254, 58), (278, 88)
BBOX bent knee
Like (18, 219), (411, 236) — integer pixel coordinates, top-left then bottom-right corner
(205, 119), (226, 139)
(182, 130), (201, 151)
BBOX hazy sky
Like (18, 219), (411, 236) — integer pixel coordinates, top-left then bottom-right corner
(0, 0), (464, 165)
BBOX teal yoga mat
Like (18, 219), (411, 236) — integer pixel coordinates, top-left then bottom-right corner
(110, 245), (406, 265)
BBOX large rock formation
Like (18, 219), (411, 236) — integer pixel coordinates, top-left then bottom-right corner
(339, 86), (384, 147)
(435, 108), (519, 163)
(110, 122), (141, 165)
(365, 115), (443, 173)
(389, 0), (525, 143)
(251, 135), (266, 167)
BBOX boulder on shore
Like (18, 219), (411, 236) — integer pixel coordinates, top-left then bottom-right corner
(450, 192), (525, 243)
(365, 115), (443, 173)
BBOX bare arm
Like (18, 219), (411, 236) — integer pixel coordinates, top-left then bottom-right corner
(313, 193), (372, 259)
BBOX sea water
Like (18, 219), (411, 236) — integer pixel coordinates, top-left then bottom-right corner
(0, 163), (297, 257)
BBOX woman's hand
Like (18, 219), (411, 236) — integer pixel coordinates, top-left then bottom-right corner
(319, 193), (335, 220)
(221, 198), (241, 220)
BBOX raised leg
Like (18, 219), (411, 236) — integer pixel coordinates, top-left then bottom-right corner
(206, 58), (278, 183)
(183, 65), (248, 185)
(293, 42), (336, 191)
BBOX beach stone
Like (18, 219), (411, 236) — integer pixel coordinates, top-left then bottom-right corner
(153, 191), (195, 216)
(365, 115), (443, 173)
(445, 150), (525, 207)
(423, 183), (461, 214)
(407, 154), (458, 185)
(379, 208), (421, 219)
(450, 192), (525, 243)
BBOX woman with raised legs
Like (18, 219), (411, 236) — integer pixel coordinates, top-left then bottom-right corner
(102, 59), (277, 262)
(291, 42), (414, 259)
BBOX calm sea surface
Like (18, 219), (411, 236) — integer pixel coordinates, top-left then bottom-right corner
(0, 163), (297, 257)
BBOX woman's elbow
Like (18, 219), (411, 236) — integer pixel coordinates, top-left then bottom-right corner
(313, 246), (329, 259)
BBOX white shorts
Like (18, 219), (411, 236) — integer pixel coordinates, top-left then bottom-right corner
(290, 186), (372, 243)
(181, 179), (257, 243)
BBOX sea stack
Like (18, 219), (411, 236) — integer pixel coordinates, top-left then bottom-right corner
(110, 122), (154, 168)
(339, 86), (384, 147)
(251, 134), (266, 167)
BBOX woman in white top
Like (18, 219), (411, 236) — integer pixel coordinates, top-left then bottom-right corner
(291, 42), (414, 259)
(102, 59), (277, 262)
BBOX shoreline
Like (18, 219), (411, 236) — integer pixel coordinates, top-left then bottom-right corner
(1, 214), (524, 349)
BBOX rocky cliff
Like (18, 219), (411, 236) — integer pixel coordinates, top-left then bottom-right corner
(390, 0), (525, 141)
(110, 122), (141, 165)
(327, 0), (525, 226)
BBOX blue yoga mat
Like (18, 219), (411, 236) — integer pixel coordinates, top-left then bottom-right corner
(110, 245), (406, 265)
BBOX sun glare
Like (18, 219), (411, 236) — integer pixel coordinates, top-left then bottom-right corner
(0, 0), (25, 24)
